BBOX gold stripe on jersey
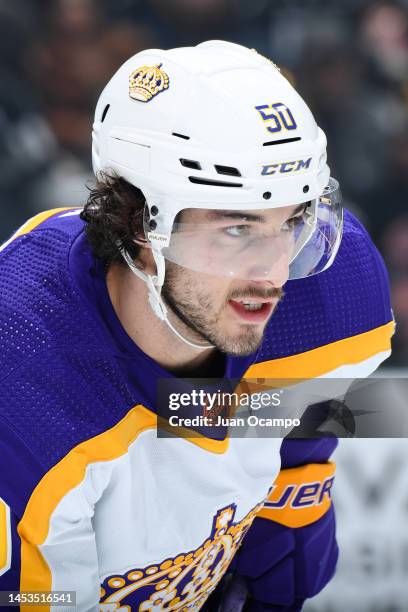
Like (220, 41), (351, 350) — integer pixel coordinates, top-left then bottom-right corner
(0, 498), (11, 577)
(0, 208), (79, 254)
(243, 320), (394, 380)
(18, 404), (157, 610)
(17, 403), (229, 609)
(12, 208), (80, 239)
(158, 415), (229, 452)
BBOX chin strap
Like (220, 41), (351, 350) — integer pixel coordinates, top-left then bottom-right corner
(119, 247), (214, 350)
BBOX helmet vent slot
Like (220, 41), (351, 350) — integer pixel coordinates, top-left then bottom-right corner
(263, 137), (301, 146)
(180, 159), (202, 170)
(188, 177), (242, 188)
(214, 164), (241, 177)
(172, 132), (190, 140)
(101, 104), (110, 123)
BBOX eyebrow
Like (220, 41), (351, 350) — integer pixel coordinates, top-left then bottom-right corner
(206, 203), (308, 223)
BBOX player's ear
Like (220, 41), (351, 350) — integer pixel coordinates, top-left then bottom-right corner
(132, 234), (150, 248)
(131, 237), (157, 275)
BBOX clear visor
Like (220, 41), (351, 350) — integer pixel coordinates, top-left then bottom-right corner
(146, 178), (342, 281)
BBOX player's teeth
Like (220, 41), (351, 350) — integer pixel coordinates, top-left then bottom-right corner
(243, 303), (263, 311)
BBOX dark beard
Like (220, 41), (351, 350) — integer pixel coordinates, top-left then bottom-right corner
(161, 263), (277, 356)
(161, 272), (218, 346)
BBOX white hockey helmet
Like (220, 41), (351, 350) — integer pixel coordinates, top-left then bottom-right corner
(92, 41), (342, 346)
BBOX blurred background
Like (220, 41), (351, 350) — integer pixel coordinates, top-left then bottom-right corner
(0, 0), (407, 609)
(1, 0), (408, 366)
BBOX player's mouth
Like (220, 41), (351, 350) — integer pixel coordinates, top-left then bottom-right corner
(227, 298), (276, 323)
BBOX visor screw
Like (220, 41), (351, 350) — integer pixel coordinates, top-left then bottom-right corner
(303, 185), (310, 193)
(263, 191), (271, 200)
(150, 206), (159, 216)
(149, 220), (157, 230)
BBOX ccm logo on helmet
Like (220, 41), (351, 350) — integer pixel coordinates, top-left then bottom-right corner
(261, 157), (312, 176)
(264, 475), (334, 509)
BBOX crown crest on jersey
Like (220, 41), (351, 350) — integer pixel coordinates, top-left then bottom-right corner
(129, 64), (169, 102)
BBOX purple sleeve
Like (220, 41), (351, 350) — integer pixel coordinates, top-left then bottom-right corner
(231, 436), (338, 609)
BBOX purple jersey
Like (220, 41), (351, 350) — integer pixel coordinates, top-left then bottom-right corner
(0, 208), (393, 610)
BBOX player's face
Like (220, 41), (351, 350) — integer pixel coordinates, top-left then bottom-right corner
(160, 204), (302, 356)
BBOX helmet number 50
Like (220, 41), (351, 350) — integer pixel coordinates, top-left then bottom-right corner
(255, 103), (297, 133)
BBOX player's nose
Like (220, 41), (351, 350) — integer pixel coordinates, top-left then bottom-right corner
(245, 248), (291, 287)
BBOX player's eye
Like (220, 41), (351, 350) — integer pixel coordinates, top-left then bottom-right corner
(282, 213), (305, 232)
(223, 225), (251, 238)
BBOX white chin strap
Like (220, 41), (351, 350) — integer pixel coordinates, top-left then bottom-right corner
(119, 247), (214, 350)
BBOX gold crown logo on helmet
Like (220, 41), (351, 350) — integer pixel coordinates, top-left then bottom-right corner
(129, 63), (170, 102)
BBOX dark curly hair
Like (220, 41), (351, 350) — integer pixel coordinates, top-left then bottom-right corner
(80, 173), (146, 264)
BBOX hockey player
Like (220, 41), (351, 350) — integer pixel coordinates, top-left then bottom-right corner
(0, 42), (393, 611)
